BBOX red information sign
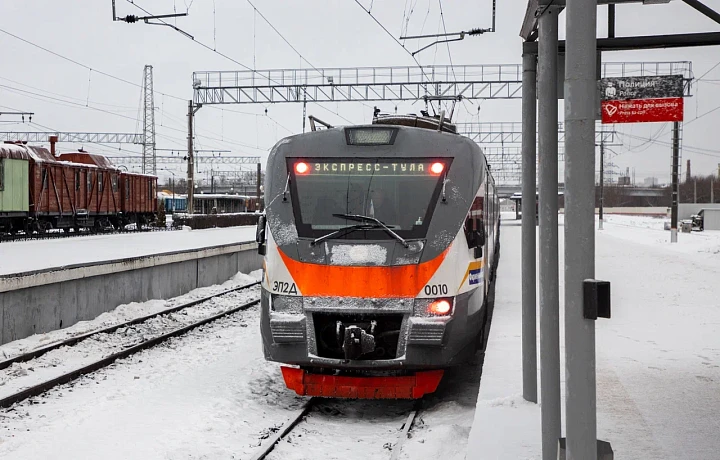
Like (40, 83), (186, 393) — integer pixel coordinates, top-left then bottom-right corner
(599, 75), (685, 124)
(601, 97), (684, 124)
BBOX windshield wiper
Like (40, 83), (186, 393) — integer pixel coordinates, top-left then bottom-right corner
(332, 213), (410, 248)
(310, 224), (380, 246)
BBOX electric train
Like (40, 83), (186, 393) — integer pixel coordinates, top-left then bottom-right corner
(256, 113), (501, 399)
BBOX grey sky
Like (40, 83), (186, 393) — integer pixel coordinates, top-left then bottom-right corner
(0, 0), (718, 186)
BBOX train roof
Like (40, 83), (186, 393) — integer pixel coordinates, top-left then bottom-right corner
(0, 142), (158, 177)
(0, 143), (56, 163)
(57, 152), (121, 170)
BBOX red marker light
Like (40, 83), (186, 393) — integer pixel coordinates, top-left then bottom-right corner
(295, 162), (309, 174)
(430, 162), (444, 174)
(428, 299), (452, 316)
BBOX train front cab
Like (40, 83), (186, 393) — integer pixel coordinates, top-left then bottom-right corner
(257, 126), (499, 400)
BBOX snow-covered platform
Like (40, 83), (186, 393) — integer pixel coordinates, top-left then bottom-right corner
(468, 214), (720, 459)
(0, 226), (257, 276)
(0, 226), (262, 346)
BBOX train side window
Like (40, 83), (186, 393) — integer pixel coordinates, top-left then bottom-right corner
(87, 171), (93, 191)
(111, 174), (118, 192)
(98, 173), (104, 192)
(0, 159), (4, 191)
(41, 167), (48, 191)
(75, 170), (80, 191)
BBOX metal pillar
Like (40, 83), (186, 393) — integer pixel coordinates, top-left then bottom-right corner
(564, 0), (598, 458)
(521, 52), (538, 405)
(187, 100), (195, 214)
(257, 162), (262, 209)
(538, 8), (561, 460)
(599, 140), (604, 230)
(671, 121), (680, 243)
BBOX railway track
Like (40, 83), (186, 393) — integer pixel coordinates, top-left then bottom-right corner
(250, 397), (423, 460)
(0, 280), (261, 409)
(0, 225), (178, 243)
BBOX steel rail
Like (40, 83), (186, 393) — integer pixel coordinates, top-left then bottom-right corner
(0, 293), (261, 409)
(248, 398), (423, 460)
(249, 398), (317, 460)
(0, 281), (260, 371)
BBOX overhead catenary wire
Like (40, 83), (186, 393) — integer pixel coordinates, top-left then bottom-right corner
(353, 0), (433, 85)
(0, 27), (186, 103)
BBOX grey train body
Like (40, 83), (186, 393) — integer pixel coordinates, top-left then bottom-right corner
(258, 122), (500, 374)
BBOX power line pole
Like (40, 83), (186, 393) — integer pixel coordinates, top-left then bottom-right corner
(188, 100), (196, 214)
(142, 65), (156, 174)
(257, 162), (262, 210)
(671, 121), (680, 243)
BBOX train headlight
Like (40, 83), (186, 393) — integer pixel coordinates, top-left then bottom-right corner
(270, 294), (303, 314)
(294, 162), (309, 174)
(428, 299), (452, 316)
(430, 162), (444, 175)
(414, 298), (455, 317)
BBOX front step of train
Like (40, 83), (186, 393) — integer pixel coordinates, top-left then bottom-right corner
(279, 316), (445, 399)
(280, 366), (444, 399)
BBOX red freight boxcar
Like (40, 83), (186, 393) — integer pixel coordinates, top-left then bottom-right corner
(0, 141), (157, 234)
(120, 171), (157, 225)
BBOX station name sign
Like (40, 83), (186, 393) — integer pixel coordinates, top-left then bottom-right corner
(599, 75), (684, 124)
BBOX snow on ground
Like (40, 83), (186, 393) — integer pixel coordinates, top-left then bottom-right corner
(0, 282), (261, 399)
(468, 213), (720, 459)
(0, 270), (262, 362)
(0, 226), (257, 276)
(596, 213), (720, 260)
(0, 285), (310, 459)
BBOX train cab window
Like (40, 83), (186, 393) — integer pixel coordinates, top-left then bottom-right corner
(75, 170), (80, 191)
(98, 173), (104, 192)
(0, 159), (4, 191)
(288, 158), (450, 239)
(111, 174), (118, 192)
(41, 168), (48, 191)
(87, 171), (93, 191)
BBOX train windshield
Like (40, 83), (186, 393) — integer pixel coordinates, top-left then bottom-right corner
(288, 158), (449, 239)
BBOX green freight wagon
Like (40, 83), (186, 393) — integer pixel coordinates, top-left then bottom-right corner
(0, 157), (30, 232)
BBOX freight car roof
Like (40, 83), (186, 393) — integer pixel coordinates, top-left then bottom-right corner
(0, 143), (56, 163)
(57, 152), (121, 170)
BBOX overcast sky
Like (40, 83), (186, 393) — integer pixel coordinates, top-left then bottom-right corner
(1, 0), (719, 186)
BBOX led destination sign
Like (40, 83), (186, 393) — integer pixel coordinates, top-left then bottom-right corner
(293, 161), (445, 176)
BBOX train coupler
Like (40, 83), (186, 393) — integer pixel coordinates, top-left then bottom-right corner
(280, 367), (444, 399)
(338, 320), (376, 360)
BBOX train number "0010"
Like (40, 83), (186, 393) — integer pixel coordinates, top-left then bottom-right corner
(273, 281), (298, 295)
(424, 284), (449, 296)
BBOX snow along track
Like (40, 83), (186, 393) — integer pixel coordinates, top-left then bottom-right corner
(0, 282), (260, 408)
(0, 225), (178, 244)
(250, 397), (424, 460)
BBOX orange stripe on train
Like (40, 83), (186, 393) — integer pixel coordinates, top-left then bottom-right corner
(277, 247), (450, 298)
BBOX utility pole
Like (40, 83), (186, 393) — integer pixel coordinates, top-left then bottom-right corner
(257, 162), (262, 210)
(142, 65), (156, 175)
(187, 100), (199, 214)
(599, 139), (604, 230)
(671, 121), (680, 243)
